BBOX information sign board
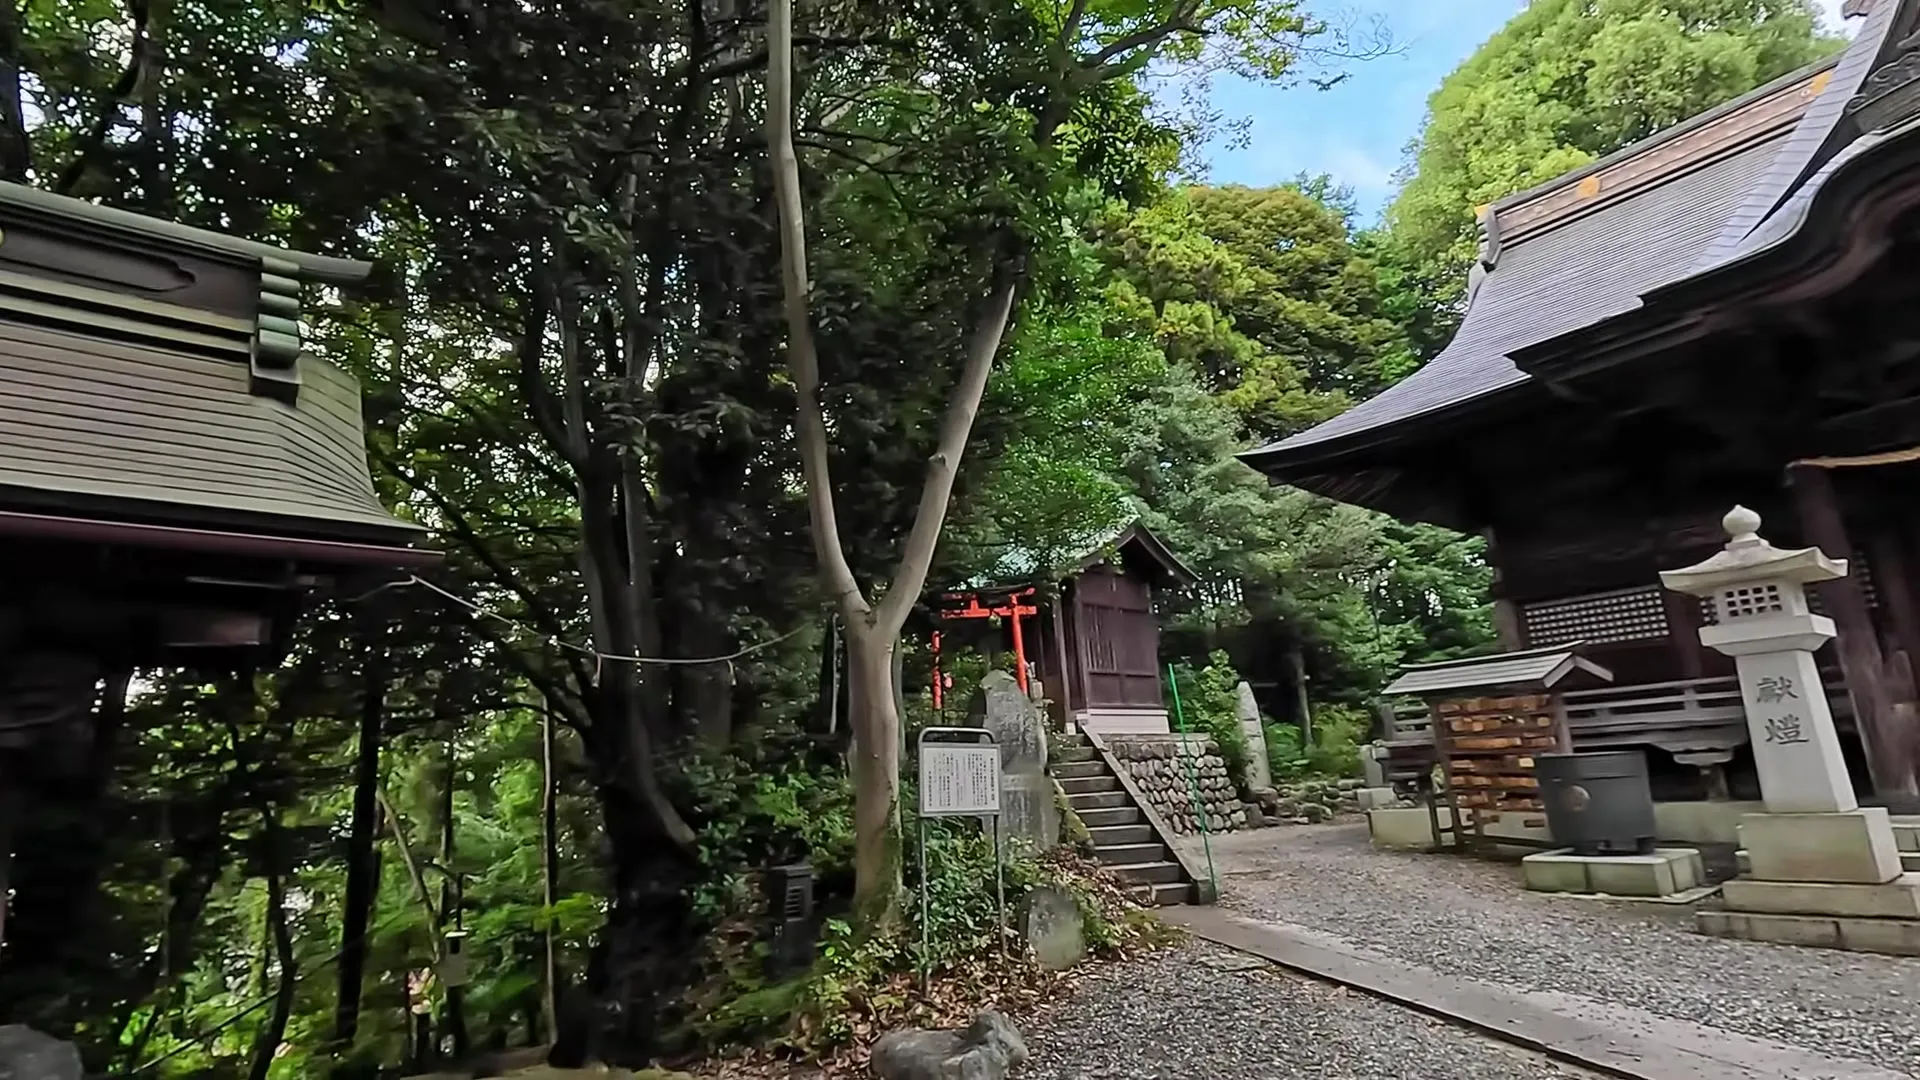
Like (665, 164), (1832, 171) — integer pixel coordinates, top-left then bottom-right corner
(918, 743), (1001, 817)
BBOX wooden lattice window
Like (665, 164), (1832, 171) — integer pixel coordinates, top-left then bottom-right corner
(1521, 587), (1670, 647)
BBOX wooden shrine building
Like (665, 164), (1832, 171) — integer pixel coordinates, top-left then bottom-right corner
(0, 181), (433, 947)
(1244, 0), (1920, 805)
(933, 522), (1197, 735)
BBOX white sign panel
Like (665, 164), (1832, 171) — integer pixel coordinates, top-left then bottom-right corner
(918, 744), (1002, 817)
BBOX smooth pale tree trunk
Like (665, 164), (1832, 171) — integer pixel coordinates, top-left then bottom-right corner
(844, 625), (903, 928)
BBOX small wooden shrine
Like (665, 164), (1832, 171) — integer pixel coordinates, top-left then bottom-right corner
(1245, 1), (1920, 804)
(1384, 645), (1615, 847)
(0, 181), (433, 947)
(932, 522), (1197, 734)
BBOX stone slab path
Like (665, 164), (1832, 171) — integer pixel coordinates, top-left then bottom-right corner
(1165, 905), (1910, 1080)
(1180, 824), (1920, 1078)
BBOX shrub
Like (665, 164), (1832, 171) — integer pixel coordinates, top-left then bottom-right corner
(1305, 704), (1369, 778)
(1167, 650), (1252, 795)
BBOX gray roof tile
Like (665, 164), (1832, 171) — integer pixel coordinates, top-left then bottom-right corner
(1247, 136), (1787, 462)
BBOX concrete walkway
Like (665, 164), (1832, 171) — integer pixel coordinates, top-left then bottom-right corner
(1167, 840), (1917, 1080)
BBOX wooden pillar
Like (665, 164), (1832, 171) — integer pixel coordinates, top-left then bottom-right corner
(1049, 586), (1074, 724)
(1492, 599), (1525, 651)
(1662, 590), (1705, 680)
(1789, 464), (1914, 797)
(1484, 528), (1526, 650)
(1867, 525), (1920, 684)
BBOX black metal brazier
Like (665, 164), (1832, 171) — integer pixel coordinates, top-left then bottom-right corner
(1535, 750), (1657, 855)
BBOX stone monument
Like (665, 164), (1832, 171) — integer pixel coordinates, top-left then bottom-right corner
(970, 671), (1059, 851)
(1661, 506), (1920, 954)
(1235, 681), (1273, 792)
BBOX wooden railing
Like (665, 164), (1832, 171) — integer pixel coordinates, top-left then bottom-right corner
(1385, 672), (1854, 750)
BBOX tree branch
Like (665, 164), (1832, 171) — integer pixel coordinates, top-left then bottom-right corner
(767, 0), (871, 621)
(875, 272), (1019, 634)
(55, 0), (155, 195)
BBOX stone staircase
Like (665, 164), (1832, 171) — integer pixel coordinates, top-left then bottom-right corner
(1736, 816), (1920, 875)
(1052, 732), (1198, 906)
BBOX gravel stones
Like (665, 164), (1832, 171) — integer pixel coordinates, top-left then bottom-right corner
(1207, 824), (1920, 1076)
(1018, 942), (1597, 1079)
(1112, 736), (1245, 836)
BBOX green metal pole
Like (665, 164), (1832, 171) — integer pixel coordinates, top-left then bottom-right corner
(1167, 663), (1218, 897)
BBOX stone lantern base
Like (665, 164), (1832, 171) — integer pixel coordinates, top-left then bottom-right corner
(1696, 809), (1920, 956)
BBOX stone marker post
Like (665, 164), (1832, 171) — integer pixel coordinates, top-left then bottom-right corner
(970, 671), (1059, 851)
(1236, 681), (1272, 792)
(1661, 506), (1903, 884)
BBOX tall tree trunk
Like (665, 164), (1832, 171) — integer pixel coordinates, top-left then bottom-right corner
(248, 812), (297, 1080)
(0, 0), (30, 181)
(843, 625), (902, 930)
(332, 633), (389, 1048)
(540, 706), (560, 1039)
(437, 731), (469, 1060)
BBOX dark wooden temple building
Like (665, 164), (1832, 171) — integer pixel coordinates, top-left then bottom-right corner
(1244, 0), (1920, 803)
(0, 180), (433, 946)
(934, 522), (1197, 734)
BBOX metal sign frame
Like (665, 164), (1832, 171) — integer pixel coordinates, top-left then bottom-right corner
(914, 726), (1007, 989)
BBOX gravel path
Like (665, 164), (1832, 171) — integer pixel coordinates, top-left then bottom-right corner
(1193, 823), (1920, 1076)
(1019, 940), (1598, 1079)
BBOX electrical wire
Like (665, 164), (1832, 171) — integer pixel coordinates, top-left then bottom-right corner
(352, 575), (806, 668)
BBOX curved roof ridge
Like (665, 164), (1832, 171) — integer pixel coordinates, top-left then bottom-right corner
(1695, 0), (1906, 268)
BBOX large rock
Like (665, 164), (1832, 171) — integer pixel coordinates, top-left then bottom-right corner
(969, 672), (1059, 851)
(871, 1010), (1028, 1080)
(0, 1027), (82, 1080)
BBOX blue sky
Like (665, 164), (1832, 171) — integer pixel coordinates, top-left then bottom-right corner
(1197, 0), (1852, 225)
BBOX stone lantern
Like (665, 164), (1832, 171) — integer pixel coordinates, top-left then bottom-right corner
(1661, 507), (1917, 955)
(1658, 505), (1855, 815)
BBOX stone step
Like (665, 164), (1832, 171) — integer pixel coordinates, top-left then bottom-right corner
(1052, 760), (1109, 780)
(1096, 841), (1167, 865)
(1055, 733), (1090, 748)
(1053, 745), (1100, 764)
(1068, 791), (1130, 811)
(1109, 860), (1185, 886)
(1738, 848), (1920, 874)
(1697, 908), (1920, 957)
(1088, 823), (1154, 846)
(1059, 775), (1120, 796)
(1148, 881), (1193, 906)
(1722, 874), (1920, 920)
(1078, 805), (1143, 828)
(1895, 821), (1919, 853)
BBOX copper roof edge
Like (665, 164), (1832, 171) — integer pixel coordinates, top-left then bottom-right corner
(0, 182), (371, 285)
(1486, 57), (1840, 218)
(1489, 62), (1837, 247)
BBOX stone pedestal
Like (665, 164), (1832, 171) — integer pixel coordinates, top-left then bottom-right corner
(1739, 809), (1902, 883)
(1522, 848), (1706, 898)
(1662, 507), (1920, 955)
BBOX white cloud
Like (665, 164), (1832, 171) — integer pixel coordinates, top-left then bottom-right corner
(1320, 144), (1397, 196)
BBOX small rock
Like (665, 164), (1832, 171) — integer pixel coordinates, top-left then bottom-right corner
(1302, 803), (1332, 823)
(871, 1010), (1028, 1080)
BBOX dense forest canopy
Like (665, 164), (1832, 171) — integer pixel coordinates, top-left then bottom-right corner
(0, 0), (1840, 1074)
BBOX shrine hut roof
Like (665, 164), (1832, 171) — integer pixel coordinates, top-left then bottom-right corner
(1384, 643), (1615, 699)
(1242, 1), (1920, 511)
(1069, 521), (1198, 588)
(0, 181), (429, 559)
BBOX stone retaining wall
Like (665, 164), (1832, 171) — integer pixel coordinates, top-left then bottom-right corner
(1108, 735), (1248, 835)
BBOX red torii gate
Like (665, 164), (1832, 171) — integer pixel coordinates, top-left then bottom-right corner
(930, 585), (1040, 709)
